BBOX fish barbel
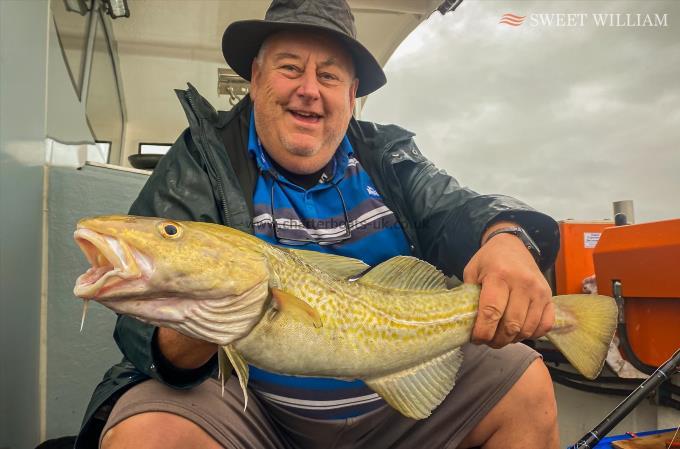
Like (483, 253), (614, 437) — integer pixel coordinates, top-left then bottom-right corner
(73, 215), (618, 419)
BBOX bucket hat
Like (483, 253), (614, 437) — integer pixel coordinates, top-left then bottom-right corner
(222, 0), (386, 97)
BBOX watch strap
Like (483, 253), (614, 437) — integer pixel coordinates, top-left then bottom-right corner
(484, 226), (542, 262)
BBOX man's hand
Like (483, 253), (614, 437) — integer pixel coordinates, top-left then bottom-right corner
(463, 222), (554, 348)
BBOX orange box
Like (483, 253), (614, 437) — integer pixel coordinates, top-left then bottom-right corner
(593, 219), (680, 367)
(554, 220), (613, 295)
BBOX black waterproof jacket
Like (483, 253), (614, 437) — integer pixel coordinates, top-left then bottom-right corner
(75, 84), (559, 448)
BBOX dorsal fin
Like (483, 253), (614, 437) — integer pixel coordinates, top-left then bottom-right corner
(358, 256), (449, 291)
(289, 248), (369, 279)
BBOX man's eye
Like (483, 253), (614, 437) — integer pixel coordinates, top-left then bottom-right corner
(320, 73), (338, 81)
(282, 65), (298, 72)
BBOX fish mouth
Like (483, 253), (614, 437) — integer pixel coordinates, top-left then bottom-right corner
(73, 228), (149, 299)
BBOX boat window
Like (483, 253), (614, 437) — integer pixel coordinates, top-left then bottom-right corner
(86, 12), (123, 165)
(51, 0), (92, 97)
(94, 141), (111, 162)
(139, 143), (172, 155)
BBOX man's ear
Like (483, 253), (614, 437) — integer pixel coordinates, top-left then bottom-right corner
(349, 78), (359, 111)
(249, 60), (260, 100)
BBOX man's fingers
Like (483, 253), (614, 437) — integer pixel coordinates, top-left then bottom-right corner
(472, 277), (509, 344)
(513, 297), (543, 343)
(530, 301), (555, 339)
(462, 259), (478, 284)
(490, 288), (528, 348)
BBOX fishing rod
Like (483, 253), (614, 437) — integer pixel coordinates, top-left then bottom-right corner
(569, 348), (680, 449)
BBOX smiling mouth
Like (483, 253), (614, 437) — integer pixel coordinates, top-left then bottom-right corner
(73, 228), (147, 299)
(289, 109), (322, 124)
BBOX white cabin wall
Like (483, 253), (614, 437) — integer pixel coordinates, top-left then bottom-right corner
(0, 1), (49, 448)
(43, 4), (136, 439)
(0, 1), (129, 445)
(45, 164), (148, 440)
(118, 53), (229, 165)
(46, 18), (96, 147)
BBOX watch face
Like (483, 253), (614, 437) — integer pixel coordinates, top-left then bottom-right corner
(517, 229), (541, 259)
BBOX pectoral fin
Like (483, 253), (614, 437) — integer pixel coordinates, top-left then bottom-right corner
(364, 348), (463, 420)
(271, 288), (322, 328)
(222, 344), (250, 412)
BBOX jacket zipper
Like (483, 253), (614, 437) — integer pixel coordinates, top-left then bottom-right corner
(185, 90), (232, 227)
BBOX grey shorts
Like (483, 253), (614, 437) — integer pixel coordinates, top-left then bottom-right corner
(101, 343), (539, 449)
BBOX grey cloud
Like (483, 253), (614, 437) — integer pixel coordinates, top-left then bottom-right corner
(363, 0), (680, 223)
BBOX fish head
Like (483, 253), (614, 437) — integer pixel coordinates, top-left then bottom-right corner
(73, 215), (271, 344)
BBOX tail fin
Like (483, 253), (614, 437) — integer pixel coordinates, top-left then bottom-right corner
(546, 294), (618, 380)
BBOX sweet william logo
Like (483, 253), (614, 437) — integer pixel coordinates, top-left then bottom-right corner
(499, 12), (669, 28)
(499, 13), (526, 27)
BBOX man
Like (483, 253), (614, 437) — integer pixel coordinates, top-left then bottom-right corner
(76, 1), (561, 448)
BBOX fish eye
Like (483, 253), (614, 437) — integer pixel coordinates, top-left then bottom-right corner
(158, 221), (182, 239)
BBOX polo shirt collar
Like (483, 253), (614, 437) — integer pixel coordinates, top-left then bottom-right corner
(247, 108), (353, 186)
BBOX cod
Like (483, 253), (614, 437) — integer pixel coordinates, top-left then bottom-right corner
(74, 215), (618, 420)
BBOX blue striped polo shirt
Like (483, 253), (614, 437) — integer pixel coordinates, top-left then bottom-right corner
(247, 110), (412, 419)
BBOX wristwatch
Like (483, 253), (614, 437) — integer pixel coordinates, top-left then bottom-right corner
(484, 226), (542, 263)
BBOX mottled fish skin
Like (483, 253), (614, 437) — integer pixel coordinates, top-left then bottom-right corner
(235, 247), (480, 379)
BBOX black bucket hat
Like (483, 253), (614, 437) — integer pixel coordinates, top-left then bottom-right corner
(222, 0), (386, 97)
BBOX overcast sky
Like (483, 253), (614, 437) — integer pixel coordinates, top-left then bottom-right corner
(362, 0), (679, 223)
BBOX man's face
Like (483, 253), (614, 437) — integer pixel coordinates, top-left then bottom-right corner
(250, 31), (359, 175)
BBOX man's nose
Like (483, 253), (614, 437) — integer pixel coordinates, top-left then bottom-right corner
(295, 68), (321, 101)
